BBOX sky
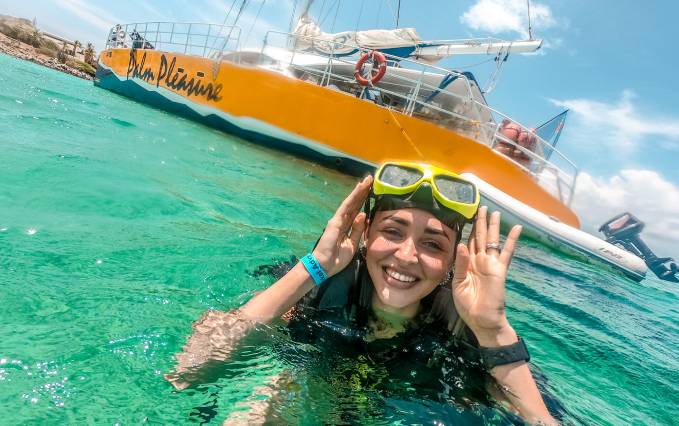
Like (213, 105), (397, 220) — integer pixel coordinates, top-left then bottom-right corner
(1, 0), (678, 259)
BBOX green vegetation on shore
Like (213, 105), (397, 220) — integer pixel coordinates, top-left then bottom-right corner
(0, 14), (96, 77)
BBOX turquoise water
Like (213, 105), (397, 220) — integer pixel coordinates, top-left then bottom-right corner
(1, 52), (678, 424)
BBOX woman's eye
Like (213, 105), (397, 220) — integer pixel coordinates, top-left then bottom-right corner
(382, 228), (402, 238)
(423, 241), (443, 251)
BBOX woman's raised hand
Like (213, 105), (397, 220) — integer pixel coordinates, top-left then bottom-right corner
(451, 207), (523, 346)
(312, 176), (373, 277)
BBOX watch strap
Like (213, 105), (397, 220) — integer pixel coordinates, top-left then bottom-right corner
(479, 336), (530, 370)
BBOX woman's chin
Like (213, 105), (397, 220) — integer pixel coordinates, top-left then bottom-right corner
(375, 284), (418, 310)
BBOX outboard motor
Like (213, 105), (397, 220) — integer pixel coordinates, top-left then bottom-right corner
(599, 212), (678, 282)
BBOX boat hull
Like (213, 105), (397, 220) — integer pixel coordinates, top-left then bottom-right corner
(95, 48), (579, 227)
(464, 174), (647, 281)
(95, 48), (645, 280)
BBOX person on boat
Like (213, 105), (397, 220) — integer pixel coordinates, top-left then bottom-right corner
(496, 119), (537, 169)
(166, 161), (557, 424)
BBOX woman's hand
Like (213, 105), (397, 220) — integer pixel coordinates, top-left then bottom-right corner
(451, 206), (523, 346)
(312, 175), (373, 277)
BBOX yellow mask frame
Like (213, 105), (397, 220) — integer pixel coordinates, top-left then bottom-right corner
(373, 162), (480, 220)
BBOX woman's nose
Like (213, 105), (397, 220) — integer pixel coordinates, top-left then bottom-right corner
(394, 238), (418, 264)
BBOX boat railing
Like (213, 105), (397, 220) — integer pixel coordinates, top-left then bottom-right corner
(258, 30), (579, 206)
(260, 30), (487, 126)
(103, 23), (578, 206)
(479, 110), (579, 206)
(105, 22), (242, 58)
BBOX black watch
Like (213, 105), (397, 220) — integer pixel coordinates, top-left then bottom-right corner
(479, 336), (530, 370)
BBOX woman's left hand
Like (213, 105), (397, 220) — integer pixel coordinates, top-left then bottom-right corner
(451, 206), (523, 346)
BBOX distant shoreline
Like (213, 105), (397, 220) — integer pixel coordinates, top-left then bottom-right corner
(0, 32), (93, 80)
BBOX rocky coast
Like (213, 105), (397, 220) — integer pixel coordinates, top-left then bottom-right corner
(0, 31), (93, 80)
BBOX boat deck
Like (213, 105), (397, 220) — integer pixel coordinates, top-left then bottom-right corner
(103, 21), (579, 211)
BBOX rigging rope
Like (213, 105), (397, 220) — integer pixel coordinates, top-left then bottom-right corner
(320, 0), (338, 26)
(387, 109), (425, 160)
(384, 0), (398, 28)
(396, 0), (401, 28)
(454, 56), (495, 69)
(330, 0), (341, 32)
(527, 0), (533, 39)
(221, 0), (250, 53)
(232, 0), (251, 27)
(355, 0), (365, 32)
(208, 0), (238, 55)
(288, 0), (299, 33)
(318, 0), (328, 23)
(484, 47), (509, 93)
(244, 0), (266, 47)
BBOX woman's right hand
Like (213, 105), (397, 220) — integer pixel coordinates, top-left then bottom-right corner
(311, 175), (373, 277)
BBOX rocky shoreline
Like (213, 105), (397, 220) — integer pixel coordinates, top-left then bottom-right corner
(0, 32), (93, 80)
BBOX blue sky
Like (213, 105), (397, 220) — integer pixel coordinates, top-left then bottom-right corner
(2, 0), (678, 257)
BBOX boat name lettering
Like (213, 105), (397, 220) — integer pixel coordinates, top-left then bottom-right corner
(157, 55), (222, 102)
(598, 247), (623, 260)
(126, 51), (222, 102)
(127, 51), (155, 82)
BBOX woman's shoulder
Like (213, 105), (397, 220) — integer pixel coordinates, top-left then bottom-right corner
(295, 255), (363, 312)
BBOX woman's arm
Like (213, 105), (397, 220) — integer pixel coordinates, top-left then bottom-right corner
(166, 176), (373, 390)
(164, 309), (254, 390)
(240, 175), (372, 322)
(239, 262), (316, 322)
(452, 207), (557, 425)
(165, 265), (315, 390)
(476, 324), (556, 425)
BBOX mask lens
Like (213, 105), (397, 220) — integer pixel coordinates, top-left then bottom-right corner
(434, 175), (476, 204)
(379, 165), (423, 187)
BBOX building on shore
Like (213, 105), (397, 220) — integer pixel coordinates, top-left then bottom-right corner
(40, 31), (84, 61)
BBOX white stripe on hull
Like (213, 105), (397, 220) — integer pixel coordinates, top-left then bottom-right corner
(97, 62), (374, 168)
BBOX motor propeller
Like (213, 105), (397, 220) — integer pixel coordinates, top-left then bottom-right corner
(599, 212), (678, 283)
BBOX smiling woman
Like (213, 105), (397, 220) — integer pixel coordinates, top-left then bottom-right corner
(166, 161), (558, 424)
(366, 210), (458, 315)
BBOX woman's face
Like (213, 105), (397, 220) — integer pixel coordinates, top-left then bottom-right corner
(364, 208), (457, 314)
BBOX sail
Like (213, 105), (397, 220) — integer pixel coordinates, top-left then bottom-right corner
(293, 18), (421, 57)
(535, 110), (568, 160)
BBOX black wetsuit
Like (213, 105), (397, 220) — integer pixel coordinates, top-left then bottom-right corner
(285, 255), (499, 415)
(251, 255), (569, 423)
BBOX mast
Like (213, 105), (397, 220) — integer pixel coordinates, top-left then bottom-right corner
(300, 0), (314, 20)
(396, 0), (401, 28)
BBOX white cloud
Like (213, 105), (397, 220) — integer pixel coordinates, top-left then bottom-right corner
(572, 170), (679, 260)
(550, 90), (679, 152)
(460, 0), (555, 39)
(54, 0), (119, 34)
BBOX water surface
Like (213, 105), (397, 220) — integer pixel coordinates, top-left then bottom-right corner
(1, 53), (677, 425)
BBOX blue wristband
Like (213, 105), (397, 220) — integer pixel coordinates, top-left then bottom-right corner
(301, 253), (328, 285)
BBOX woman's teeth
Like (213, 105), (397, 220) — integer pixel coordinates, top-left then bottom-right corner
(386, 268), (416, 283)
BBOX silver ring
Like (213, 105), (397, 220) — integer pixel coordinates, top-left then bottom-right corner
(486, 242), (501, 251)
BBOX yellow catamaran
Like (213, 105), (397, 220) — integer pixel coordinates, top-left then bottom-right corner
(94, 5), (647, 280)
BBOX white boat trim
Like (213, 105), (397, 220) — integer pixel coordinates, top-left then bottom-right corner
(97, 54), (646, 282)
(97, 60), (374, 168)
(463, 173), (647, 281)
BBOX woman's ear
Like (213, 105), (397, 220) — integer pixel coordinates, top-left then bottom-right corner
(362, 217), (371, 241)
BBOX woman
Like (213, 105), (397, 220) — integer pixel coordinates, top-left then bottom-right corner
(167, 162), (557, 425)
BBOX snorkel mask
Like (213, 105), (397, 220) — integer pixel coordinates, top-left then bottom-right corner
(367, 162), (480, 233)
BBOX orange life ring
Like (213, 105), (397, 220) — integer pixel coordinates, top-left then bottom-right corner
(353, 51), (387, 86)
